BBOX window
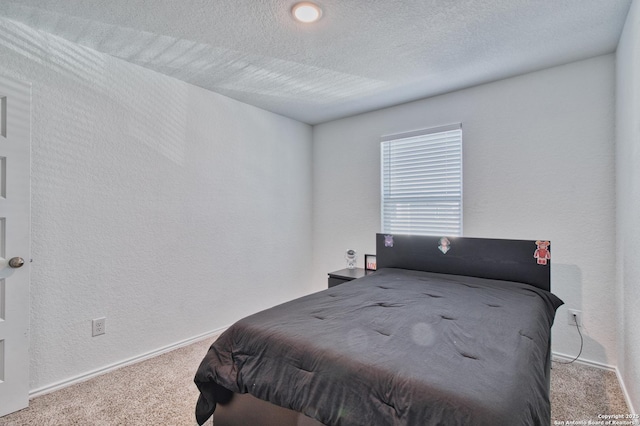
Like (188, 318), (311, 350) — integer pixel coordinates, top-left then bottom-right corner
(381, 124), (462, 236)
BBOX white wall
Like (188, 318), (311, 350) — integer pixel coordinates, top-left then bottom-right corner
(616, 0), (640, 413)
(313, 55), (616, 365)
(0, 17), (313, 392)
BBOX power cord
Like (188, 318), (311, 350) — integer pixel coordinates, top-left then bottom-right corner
(553, 313), (584, 365)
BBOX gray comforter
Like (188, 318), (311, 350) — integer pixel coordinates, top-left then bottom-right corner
(194, 268), (563, 425)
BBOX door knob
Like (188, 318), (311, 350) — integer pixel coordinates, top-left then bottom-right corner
(8, 257), (25, 268)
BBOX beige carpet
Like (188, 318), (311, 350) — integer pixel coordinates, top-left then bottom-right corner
(0, 338), (214, 426)
(550, 360), (630, 422)
(0, 338), (630, 426)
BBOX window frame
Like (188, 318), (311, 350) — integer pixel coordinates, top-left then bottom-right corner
(380, 123), (463, 237)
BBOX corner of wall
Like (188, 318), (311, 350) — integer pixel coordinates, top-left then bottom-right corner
(615, 0), (640, 414)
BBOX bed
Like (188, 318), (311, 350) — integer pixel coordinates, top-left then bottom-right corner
(194, 234), (563, 425)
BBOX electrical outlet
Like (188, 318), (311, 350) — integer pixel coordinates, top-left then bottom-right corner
(92, 317), (106, 336)
(567, 309), (582, 327)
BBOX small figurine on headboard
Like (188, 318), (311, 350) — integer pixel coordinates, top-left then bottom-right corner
(438, 237), (451, 254)
(384, 235), (394, 247)
(534, 240), (551, 265)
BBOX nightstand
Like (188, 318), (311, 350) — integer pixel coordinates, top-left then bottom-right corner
(327, 268), (371, 288)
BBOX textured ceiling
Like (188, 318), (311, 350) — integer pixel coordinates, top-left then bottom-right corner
(0, 0), (633, 124)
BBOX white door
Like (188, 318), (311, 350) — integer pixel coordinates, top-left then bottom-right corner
(0, 75), (31, 417)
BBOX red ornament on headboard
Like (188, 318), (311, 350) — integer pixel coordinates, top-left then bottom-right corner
(534, 240), (550, 265)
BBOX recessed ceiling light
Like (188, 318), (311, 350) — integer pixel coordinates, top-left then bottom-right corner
(292, 2), (322, 23)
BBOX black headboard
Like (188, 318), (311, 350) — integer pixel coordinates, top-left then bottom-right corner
(376, 234), (551, 292)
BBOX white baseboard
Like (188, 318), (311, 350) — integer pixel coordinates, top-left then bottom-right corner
(552, 351), (617, 371)
(29, 326), (230, 399)
(552, 351), (636, 415)
(614, 367), (637, 415)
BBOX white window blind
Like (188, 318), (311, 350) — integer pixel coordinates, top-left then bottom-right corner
(381, 124), (462, 236)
